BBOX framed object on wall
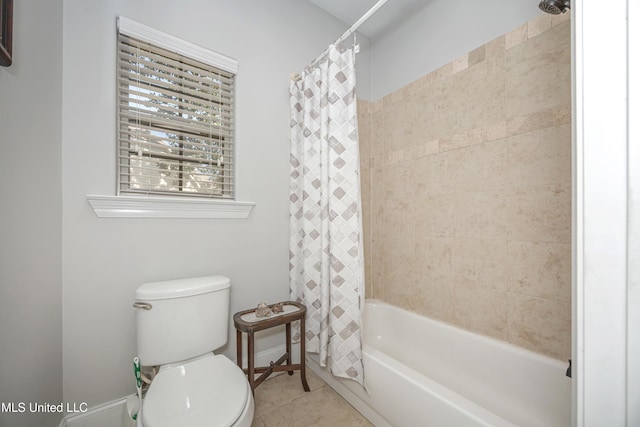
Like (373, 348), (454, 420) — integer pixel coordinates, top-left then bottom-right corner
(0, 0), (12, 66)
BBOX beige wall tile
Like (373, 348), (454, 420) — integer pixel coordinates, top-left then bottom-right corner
(454, 140), (508, 192)
(371, 242), (384, 300)
(370, 168), (385, 298)
(485, 35), (506, 63)
(411, 151), (456, 196)
(414, 192), (457, 238)
(506, 103), (571, 137)
(527, 14), (553, 39)
(406, 138), (440, 160)
(507, 241), (571, 302)
(449, 64), (506, 134)
(453, 238), (508, 292)
(550, 11), (571, 27)
(454, 190), (507, 240)
(432, 62), (454, 82)
(381, 272), (416, 311)
(415, 272), (456, 324)
(505, 184), (572, 243)
(414, 236), (455, 321)
(371, 98), (384, 113)
(361, 197), (373, 299)
(468, 45), (487, 67)
(383, 84), (406, 106)
(382, 161), (413, 201)
(415, 236), (453, 277)
(358, 105), (371, 161)
(506, 24), (571, 120)
(383, 99), (417, 153)
(506, 23), (528, 49)
(360, 169), (372, 206)
(370, 109), (385, 157)
(371, 167), (385, 219)
(440, 122), (508, 152)
(381, 199), (415, 243)
(506, 46), (571, 120)
(507, 293), (571, 359)
(413, 79), (455, 142)
(514, 20), (570, 61)
(380, 199), (403, 242)
(381, 149), (404, 167)
(410, 70), (435, 93)
(453, 53), (469, 74)
(359, 102), (373, 299)
(364, 261), (373, 299)
(440, 130), (484, 152)
(507, 124), (572, 186)
(453, 277), (509, 341)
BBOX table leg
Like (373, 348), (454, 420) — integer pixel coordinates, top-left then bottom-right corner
(248, 331), (255, 393)
(286, 322), (293, 375)
(236, 330), (242, 369)
(300, 316), (310, 392)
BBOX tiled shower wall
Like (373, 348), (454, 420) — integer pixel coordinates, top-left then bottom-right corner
(358, 13), (571, 360)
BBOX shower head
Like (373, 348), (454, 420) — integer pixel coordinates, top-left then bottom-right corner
(538, 0), (570, 15)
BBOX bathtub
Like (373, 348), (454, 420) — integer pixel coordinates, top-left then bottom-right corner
(307, 300), (571, 427)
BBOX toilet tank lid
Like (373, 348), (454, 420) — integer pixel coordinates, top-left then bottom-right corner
(136, 275), (230, 300)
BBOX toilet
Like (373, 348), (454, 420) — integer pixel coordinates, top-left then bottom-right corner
(133, 275), (254, 427)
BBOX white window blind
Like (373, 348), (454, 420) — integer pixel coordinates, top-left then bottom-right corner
(116, 18), (236, 199)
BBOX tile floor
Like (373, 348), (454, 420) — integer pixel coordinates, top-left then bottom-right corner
(250, 369), (373, 427)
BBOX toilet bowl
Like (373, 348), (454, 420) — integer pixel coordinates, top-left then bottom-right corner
(136, 354), (253, 427)
(134, 275), (254, 427)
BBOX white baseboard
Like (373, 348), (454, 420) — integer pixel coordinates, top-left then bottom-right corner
(238, 342), (301, 369)
(59, 394), (136, 427)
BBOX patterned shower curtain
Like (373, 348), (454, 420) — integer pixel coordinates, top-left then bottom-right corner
(289, 44), (365, 385)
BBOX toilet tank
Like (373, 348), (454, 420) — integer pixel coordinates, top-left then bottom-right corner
(135, 275), (231, 366)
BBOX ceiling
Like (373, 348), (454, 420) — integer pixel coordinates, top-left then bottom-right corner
(307, 0), (429, 38)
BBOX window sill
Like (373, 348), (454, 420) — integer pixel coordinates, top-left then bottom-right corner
(87, 195), (255, 219)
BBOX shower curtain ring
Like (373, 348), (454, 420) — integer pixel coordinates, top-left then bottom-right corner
(352, 33), (360, 54)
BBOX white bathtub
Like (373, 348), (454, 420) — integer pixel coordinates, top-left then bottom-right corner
(307, 300), (571, 427)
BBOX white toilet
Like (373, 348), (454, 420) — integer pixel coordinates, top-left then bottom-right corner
(133, 275), (254, 427)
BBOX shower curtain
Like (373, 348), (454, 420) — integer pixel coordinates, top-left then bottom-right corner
(289, 44), (365, 385)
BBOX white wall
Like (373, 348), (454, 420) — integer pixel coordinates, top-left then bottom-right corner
(368, 0), (542, 100)
(629, 3), (640, 423)
(0, 1), (64, 426)
(61, 0), (355, 407)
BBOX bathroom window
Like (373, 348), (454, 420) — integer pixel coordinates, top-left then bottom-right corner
(116, 18), (237, 199)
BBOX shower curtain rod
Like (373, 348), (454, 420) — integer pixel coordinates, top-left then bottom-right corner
(303, 0), (389, 71)
(334, 0), (389, 46)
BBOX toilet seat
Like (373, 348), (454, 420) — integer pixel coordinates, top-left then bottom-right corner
(141, 353), (250, 427)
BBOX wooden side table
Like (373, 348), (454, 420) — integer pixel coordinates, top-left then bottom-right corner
(233, 301), (310, 393)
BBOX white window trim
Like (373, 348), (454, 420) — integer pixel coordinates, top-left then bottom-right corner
(117, 16), (238, 199)
(89, 18), (253, 218)
(117, 17), (238, 73)
(87, 195), (254, 219)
